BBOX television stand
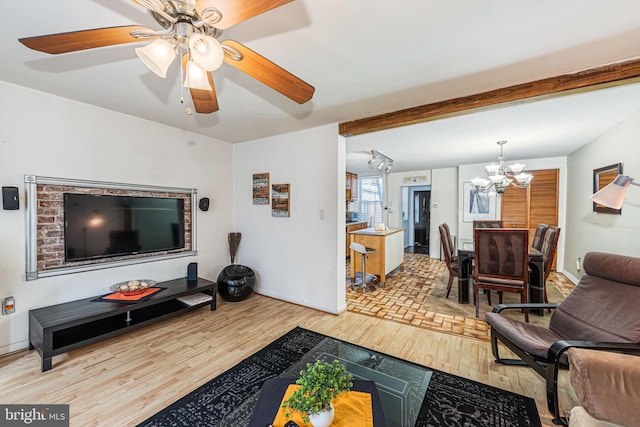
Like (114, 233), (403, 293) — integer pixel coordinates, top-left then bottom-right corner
(29, 277), (217, 372)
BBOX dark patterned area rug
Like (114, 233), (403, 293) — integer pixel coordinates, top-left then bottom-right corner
(137, 327), (541, 427)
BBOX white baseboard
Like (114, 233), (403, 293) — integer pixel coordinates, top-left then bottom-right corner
(253, 289), (341, 315)
(560, 269), (579, 285)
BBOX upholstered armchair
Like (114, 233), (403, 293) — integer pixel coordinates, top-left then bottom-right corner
(568, 348), (640, 427)
(485, 251), (640, 425)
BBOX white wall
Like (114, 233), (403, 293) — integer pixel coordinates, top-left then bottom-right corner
(430, 168), (459, 258)
(565, 111), (640, 279)
(0, 82), (233, 354)
(232, 124), (344, 314)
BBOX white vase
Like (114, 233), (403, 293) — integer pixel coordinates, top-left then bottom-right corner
(308, 403), (334, 427)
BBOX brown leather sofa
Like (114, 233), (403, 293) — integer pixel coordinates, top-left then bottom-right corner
(568, 348), (640, 427)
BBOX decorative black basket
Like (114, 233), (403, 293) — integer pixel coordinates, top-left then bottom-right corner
(217, 264), (256, 302)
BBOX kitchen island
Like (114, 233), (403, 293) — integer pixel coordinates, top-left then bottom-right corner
(348, 227), (405, 286)
(345, 221), (369, 257)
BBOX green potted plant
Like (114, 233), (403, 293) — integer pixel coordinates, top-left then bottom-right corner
(282, 359), (353, 427)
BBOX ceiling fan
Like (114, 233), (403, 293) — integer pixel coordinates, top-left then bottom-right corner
(18, 0), (315, 114)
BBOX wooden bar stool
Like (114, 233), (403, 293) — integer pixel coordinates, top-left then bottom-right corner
(350, 242), (378, 293)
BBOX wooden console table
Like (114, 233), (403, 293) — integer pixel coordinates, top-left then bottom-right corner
(29, 277), (217, 372)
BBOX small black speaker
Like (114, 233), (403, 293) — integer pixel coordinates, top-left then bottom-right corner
(2, 187), (19, 210)
(199, 197), (210, 211)
(187, 262), (198, 282)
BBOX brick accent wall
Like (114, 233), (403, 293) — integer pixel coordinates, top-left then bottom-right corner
(36, 184), (192, 271)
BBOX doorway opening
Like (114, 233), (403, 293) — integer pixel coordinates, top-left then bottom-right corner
(401, 186), (431, 254)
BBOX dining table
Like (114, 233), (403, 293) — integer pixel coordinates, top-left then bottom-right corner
(457, 246), (545, 316)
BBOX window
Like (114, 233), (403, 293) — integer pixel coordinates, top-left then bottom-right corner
(358, 176), (384, 225)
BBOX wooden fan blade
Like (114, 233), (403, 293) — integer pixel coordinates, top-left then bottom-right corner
(221, 40), (314, 104)
(191, 79), (219, 113)
(195, 0), (293, 30)
(19, 25), (154, 54)
(181, 54), (219, 114)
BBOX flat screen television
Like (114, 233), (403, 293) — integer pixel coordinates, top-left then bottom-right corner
(64, 193), (185, 262)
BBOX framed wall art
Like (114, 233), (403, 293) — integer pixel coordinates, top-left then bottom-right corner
(593, 163), (622, 214)
(252, 173), (270, 205)
(271, 183), (290, 217)
(462, 181), (498, 222)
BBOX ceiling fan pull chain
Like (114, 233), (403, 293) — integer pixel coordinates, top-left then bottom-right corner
(178, 46), (194, 115)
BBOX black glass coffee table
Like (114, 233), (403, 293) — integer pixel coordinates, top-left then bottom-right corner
(242, 336), (432, 427)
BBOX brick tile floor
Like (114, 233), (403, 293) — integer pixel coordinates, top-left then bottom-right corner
(346, 253), (575, 341)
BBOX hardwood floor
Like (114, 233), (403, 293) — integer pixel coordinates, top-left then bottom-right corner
(0, 293), (574, 426)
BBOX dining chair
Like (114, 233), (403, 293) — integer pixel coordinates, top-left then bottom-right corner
(441, 222), (457, 261)
(439, 224), (458, 298)
(473, 220), (504, 229)
(473, 228), (529, 321)
(532, 223), (549, 252)
(540, 226), (561, 303)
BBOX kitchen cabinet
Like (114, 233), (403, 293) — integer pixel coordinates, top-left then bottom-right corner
(346, 172), (358, 202)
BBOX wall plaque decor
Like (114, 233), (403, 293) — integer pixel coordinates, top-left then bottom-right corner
(252, 173), (270, 205)
(271, 183), (290, 217)
(593, 163), (622, 214)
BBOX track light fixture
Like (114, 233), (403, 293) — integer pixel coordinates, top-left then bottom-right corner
(368, 150), (394, 174)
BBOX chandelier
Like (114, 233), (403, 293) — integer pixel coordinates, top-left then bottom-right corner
(368, 150), (394, 174)
(470, 140), (533, 194)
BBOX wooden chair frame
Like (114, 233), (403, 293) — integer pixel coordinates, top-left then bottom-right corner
(438, 224), (458, 298)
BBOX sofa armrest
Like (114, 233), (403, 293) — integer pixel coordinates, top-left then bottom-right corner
(544, 340), (640, 425)
(568, 348), (640, 427)
(492, 303), (558, 313)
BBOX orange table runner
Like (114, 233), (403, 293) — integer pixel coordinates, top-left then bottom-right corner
(272, 384), (373, 427)
(101, 287), (163, 301)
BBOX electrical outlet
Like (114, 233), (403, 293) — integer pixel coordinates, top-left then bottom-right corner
(319, 209), (324, 220)
(2, 297), (15, 315)
(576, 257), (581, 272)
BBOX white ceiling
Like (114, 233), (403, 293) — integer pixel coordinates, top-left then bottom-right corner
(345, 83), (640, 176)
(2, 0), (640, 170)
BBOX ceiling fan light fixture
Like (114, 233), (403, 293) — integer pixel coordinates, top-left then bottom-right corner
(198, 7), (223, 25)
(135, 38), (176, 78)
(188, 33), (224, 71)
(183, 60), (212, 90)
